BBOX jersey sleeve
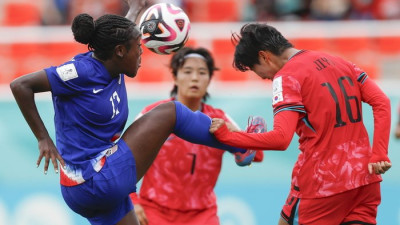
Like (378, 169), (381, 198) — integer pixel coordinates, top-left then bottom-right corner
(129, 192), (141, 205)
(44, 61), (92, 96)
(272, 75), (306, 116)
(356, 70), (391, 163)
(213, 110), (298, 151)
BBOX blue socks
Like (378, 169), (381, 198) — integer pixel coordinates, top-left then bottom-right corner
(173, 101), (246, 154)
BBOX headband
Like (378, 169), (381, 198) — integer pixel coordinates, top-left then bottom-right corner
(183, 53), (206, 60)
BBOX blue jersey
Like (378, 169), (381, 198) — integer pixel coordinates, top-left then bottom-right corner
(45, 52), (129, 185)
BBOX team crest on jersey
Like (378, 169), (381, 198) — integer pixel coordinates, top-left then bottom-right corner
(272, 76), (283, 104)
(56, 63), (78, 81)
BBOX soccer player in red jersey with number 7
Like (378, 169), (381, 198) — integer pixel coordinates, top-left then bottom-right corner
(209, 23), (392, 225)
(130, 47), (264, 225)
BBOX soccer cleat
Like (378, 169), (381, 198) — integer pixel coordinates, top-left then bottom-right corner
(234, 116), (267, 167)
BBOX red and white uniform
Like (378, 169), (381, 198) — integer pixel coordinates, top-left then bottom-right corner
(130, 98), (262, 224)
(214, 50), (391, 199)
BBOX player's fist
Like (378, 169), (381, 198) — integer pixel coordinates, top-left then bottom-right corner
(210, 118), (226, 133)
(368, 161), (391, 175)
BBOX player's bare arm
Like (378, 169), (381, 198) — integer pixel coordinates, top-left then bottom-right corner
(10, 71), (65, 174)
(134, 204), (148, 225)
(124, 0), (146, 22)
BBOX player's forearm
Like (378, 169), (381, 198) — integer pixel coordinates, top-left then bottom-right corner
(124, 0), (146, 22)
(213, 111), (298, 150)
(125, 8), (141, 22)
(214, 127), (289, 150)
(371, 95), (391, 162)
(361, 79), (391, 162)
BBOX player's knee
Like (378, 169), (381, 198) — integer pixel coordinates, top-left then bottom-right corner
(278, 217), (289, 225)
(151, 101), (176, 117)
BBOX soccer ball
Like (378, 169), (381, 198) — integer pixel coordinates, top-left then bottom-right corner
(139, 3), (191, 55)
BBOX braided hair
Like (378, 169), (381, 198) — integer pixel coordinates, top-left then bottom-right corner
(72, 13), (139, 60)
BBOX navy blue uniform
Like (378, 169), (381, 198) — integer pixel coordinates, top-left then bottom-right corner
(45, 51), (246, 225)
(46, 52), (135, 224)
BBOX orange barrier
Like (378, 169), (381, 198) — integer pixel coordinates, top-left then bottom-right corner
(326, 37), (378, 77)
(2, 35), (399, 84)
(212, 38), (249, 81)
(0, 42), (87, 83)
(291, 38), (329, 51)
(3, 2), (41, 26)
(376, 36), (400, 55)
(184, 0), (239, 22)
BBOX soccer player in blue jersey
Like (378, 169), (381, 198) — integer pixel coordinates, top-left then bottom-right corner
(9, 1), (254, 225)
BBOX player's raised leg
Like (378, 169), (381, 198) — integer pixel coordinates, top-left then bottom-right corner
(121, 102), (176, 181)
(121, 101), (246, 181)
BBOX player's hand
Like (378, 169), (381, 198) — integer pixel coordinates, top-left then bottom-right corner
(226, 122), (240, 132)
(209, 118), (226, 133)
(134, 204), (148, 225)
(368, 161), (391, 175)
(37, 137), (65, 175)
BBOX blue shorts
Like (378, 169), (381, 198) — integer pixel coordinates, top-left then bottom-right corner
(61, 139), (137, 225)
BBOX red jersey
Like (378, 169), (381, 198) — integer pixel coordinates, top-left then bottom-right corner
(273, 50), (390, 198)
(130, 98), (242, 210)
(214, 50), (390, 198)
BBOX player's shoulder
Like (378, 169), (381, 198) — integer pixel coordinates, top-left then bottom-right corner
(280, 50), (348, 79)
(55, 52), (97, 80)
(307, 50), (353, 68)
(73, 52), (101, 74)
(278, 50), (312, 79)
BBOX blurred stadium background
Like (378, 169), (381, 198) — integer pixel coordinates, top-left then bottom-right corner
(0, 0), (399, 224)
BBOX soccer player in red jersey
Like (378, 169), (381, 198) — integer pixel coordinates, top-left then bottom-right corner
(209, 23), (392, 225)
(130, 47), (264, 225)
